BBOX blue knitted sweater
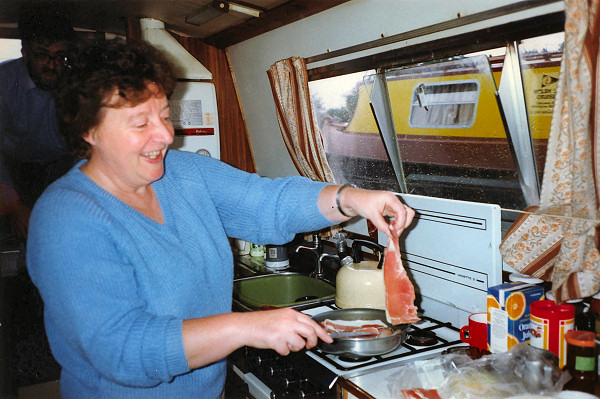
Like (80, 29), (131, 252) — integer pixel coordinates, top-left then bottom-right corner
(27, 150), (331, 399)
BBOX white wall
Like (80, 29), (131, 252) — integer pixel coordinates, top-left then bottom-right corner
(226, 0), (564, 178)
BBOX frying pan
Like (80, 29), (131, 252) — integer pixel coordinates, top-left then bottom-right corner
(312, 308), (410, 359)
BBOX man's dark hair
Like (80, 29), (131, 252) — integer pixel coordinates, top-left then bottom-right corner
(18, 7), (75, 44)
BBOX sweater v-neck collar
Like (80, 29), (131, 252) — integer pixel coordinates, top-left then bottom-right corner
(74, 161), (172, 228)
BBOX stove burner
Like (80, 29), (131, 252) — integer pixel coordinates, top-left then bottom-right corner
(337, 355), (372, 362)
(406, 330), (438, 346)
(442, 345), (490, 359)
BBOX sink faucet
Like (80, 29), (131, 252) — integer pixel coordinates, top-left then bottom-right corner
(295, 233), (321, 253)
(295, 233), (323, 277)
(316, 253), (339, 280)
(296, 232), (354, 280)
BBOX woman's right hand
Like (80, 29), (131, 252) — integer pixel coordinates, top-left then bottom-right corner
(242, 307), (333, 355)
(182, 308), (333, 369)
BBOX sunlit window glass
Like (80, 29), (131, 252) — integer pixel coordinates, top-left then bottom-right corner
(518, 32), (564, 182)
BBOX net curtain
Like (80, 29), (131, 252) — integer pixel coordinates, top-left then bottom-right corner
(500, 0), (600, 302)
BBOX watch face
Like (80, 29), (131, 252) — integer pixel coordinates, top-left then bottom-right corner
(196, 149), (211, 157)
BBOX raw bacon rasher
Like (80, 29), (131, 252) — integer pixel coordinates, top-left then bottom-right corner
(383, 230), (420, 325)
(320, 319), (394, 338)
(400, 388), (442, 399)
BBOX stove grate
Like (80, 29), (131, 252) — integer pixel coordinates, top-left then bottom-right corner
(309, 315), (462, 372)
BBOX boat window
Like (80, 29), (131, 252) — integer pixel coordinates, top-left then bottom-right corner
(309, 31), (564, 211)
(408, 80), (480, 128)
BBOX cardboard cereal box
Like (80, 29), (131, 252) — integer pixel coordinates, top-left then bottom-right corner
(487, 282), (545, 353)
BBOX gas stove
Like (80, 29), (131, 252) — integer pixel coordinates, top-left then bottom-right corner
(229, 195), (502, 399)
(229, 301), (463, 399)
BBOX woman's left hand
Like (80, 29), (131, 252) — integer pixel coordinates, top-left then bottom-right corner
(318, 185), (415, 237)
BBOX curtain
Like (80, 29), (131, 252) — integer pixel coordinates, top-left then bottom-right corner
(267, 57), (341, 238)
(499, 0), (600, 302)
(266, 57), (336, 183)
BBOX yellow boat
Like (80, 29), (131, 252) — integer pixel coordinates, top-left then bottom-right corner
(322, 52), (561, 173)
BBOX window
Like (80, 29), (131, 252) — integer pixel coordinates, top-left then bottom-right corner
(409, 80), (480, 128)
(309, 31), (564, 211)
(0, 39), (22, 63)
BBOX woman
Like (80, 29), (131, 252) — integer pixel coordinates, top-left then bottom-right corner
(26, 40), (415, 399)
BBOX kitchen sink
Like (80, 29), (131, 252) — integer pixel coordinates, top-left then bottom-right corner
(233, 273), (335, 309)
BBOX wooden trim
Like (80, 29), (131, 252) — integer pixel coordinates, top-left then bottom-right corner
(336, 378), (376, 399)
(173, 34), (256, 173)
(0, 27), (19, 40)
(126, 17), (142, 42)
(204, 0), (352, 48)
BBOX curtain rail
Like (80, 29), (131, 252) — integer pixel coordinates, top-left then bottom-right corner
(306, 0), (562, 66)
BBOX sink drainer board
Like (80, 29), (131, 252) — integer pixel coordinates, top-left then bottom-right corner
(233, 273), (335, 308)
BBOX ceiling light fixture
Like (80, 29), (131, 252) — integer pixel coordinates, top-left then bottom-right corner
(186, 1), (263, 26)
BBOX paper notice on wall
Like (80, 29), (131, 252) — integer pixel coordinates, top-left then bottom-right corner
(170, 99), (215, 136)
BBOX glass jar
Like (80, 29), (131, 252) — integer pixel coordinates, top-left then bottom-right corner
(565, 330), (596, 393)
(591, 292), (600, 316)
(567, 298), (595, 332)
(595, 334), (600, 396)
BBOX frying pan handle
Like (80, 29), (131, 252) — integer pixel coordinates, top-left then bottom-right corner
(351, 239), (384, 269)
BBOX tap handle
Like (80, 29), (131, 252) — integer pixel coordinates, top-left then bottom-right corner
(311, 233), (322, 252)
(351, 239), (384, 269)
(335, 233), (347, 253)
(334, 233), (353, 266)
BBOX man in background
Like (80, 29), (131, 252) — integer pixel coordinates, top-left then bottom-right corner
(0, 7), (75, 239)
(0, 7), (76, 388)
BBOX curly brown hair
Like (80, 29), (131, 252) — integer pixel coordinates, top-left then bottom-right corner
(54, 39), (177, 159)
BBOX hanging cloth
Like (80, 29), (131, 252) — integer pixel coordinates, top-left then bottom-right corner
(499, 0), (600, 302)
(266, 57), (336, 183)
(267, 57), (342, 237)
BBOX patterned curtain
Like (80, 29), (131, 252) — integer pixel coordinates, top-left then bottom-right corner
(266, 57), (336, 184)
(499, 0), (600, 302)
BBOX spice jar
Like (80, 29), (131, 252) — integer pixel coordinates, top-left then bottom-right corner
(565, 330), (596, 393)
(595, 334), (600, 396)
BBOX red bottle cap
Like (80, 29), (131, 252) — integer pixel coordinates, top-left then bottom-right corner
(565, 330), (596, 347)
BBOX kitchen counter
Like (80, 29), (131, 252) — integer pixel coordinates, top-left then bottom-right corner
(334, 346), (600, 399)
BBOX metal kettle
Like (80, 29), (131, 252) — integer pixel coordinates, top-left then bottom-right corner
(335, 239), (386, 309)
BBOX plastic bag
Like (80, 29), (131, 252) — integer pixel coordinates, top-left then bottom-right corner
(386, 343), (571, 399)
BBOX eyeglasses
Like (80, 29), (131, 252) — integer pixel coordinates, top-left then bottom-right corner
(32, 53), (69, 66)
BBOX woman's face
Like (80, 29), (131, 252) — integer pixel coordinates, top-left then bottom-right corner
(82, 86), (174, 191)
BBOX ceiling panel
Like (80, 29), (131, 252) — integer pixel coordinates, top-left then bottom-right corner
(0, 0), (351, 48)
